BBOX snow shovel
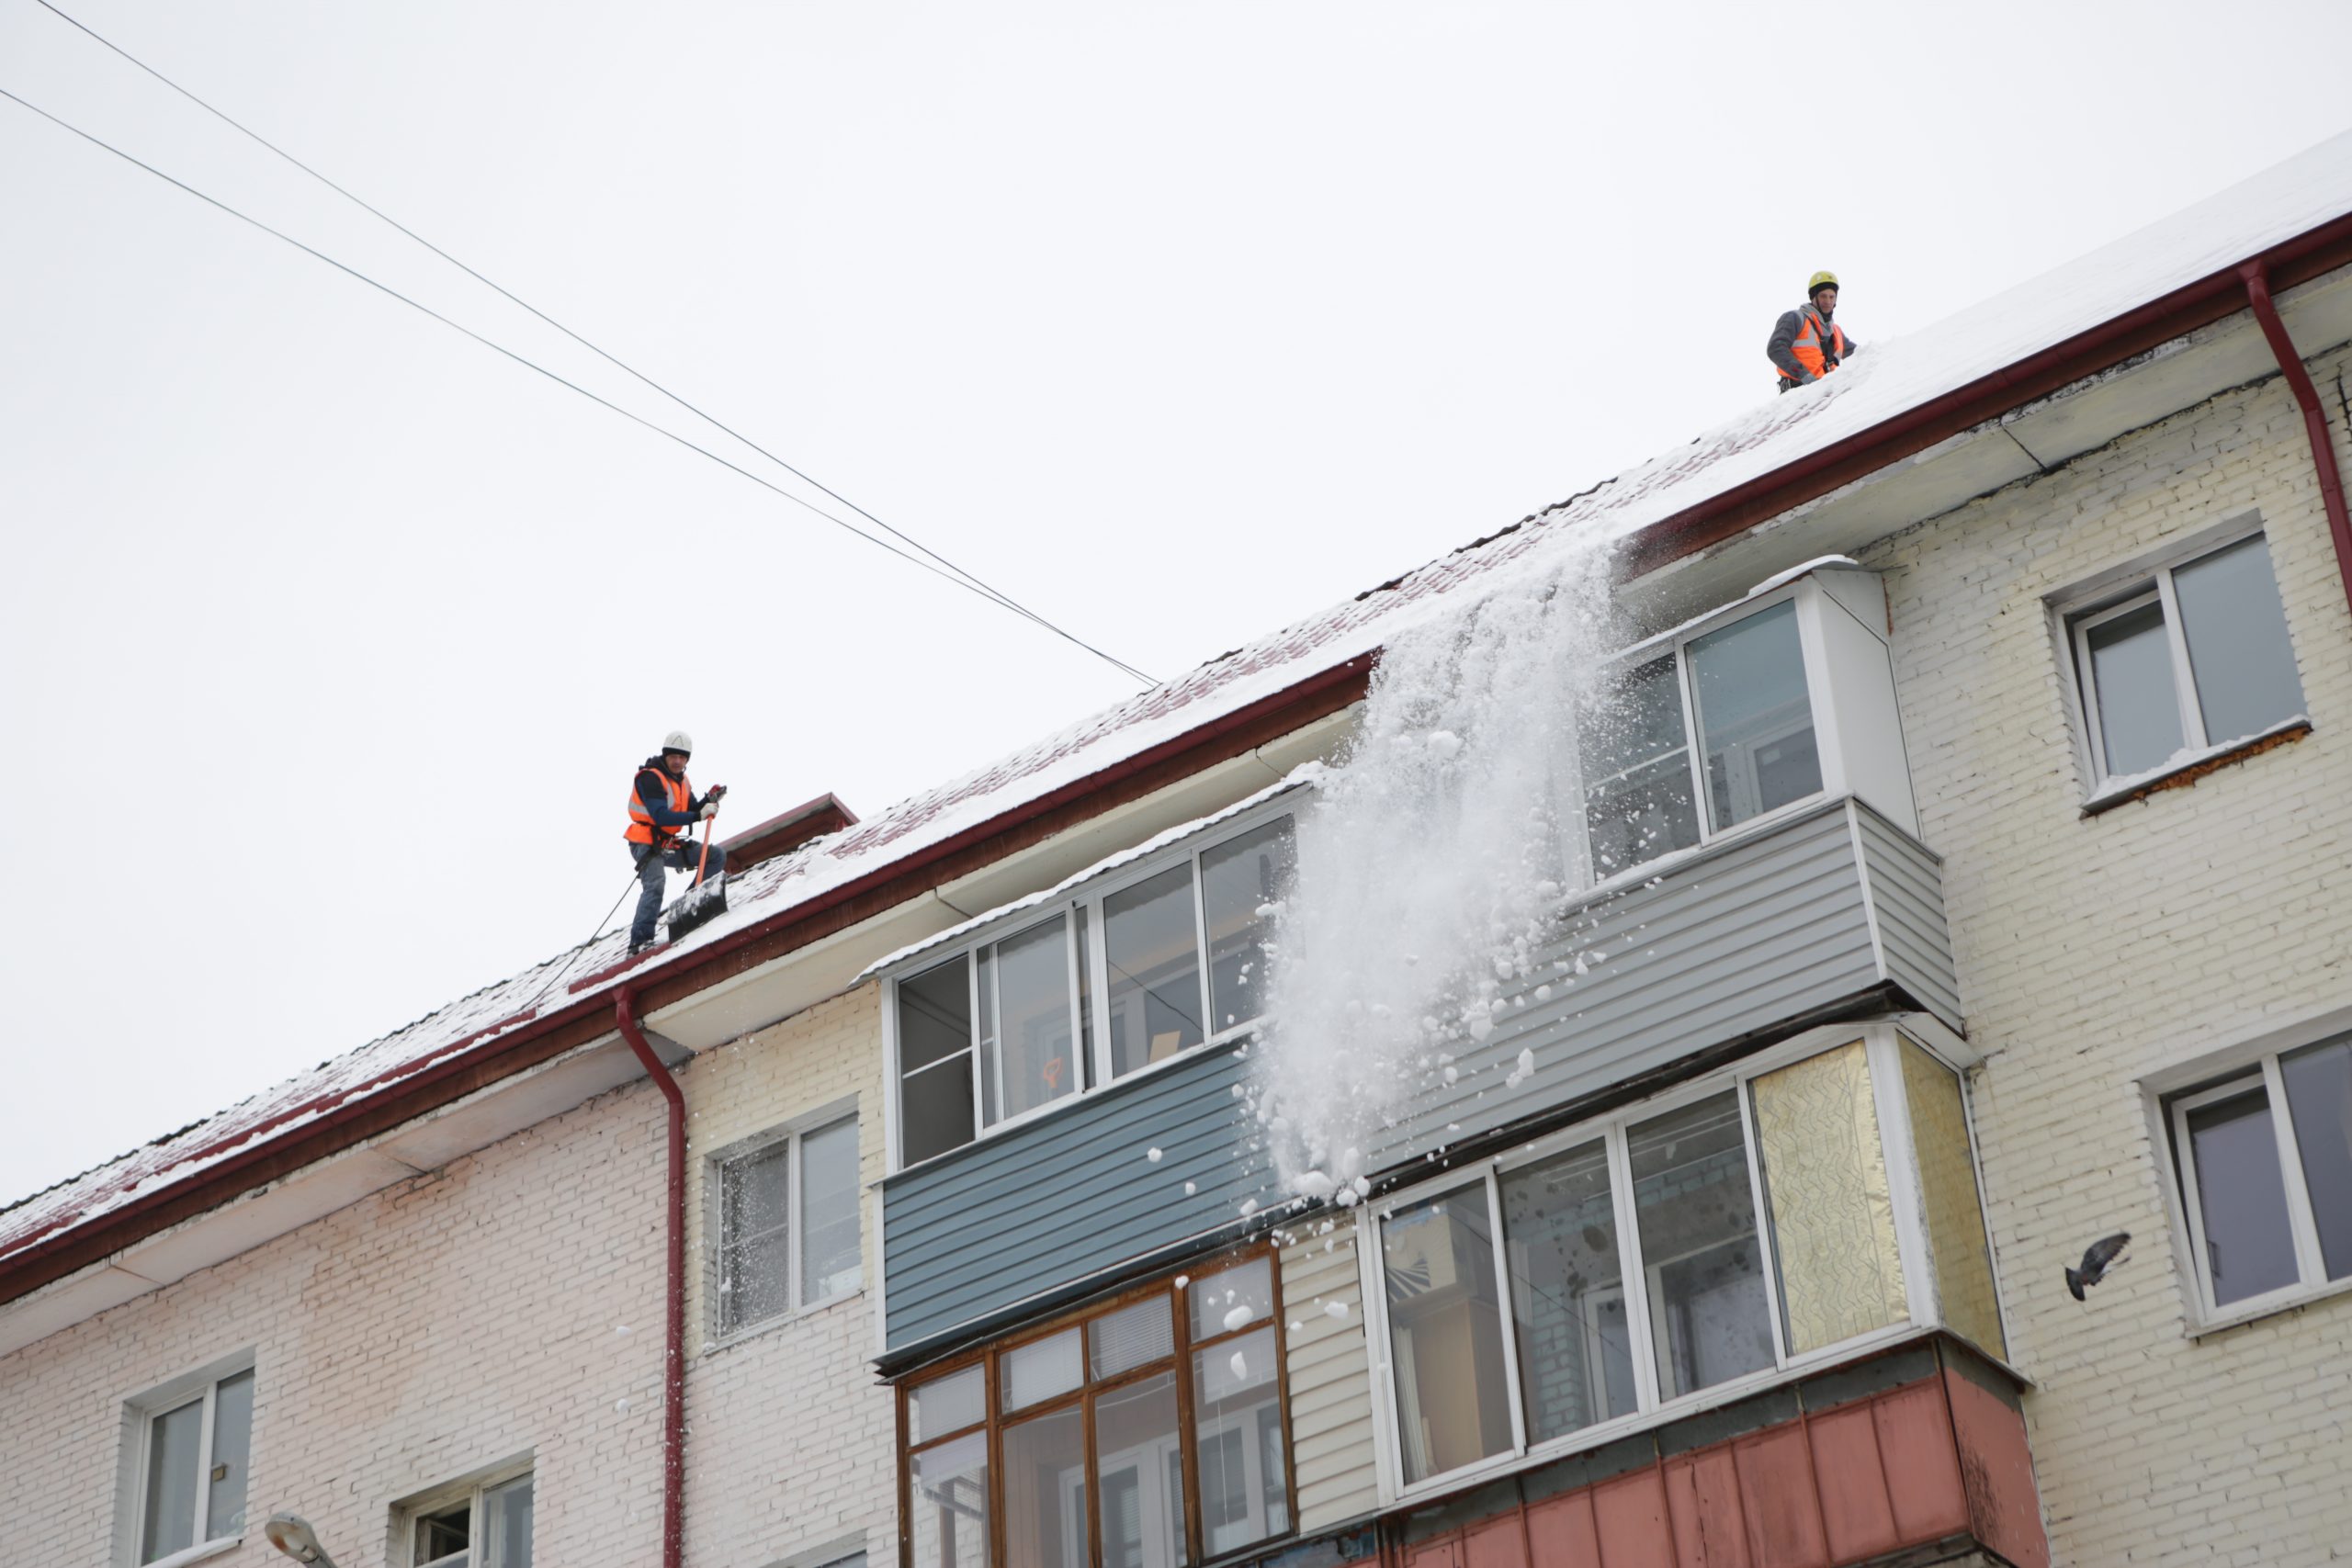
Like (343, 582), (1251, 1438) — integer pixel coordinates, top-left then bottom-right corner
(664, 805), (729, 943)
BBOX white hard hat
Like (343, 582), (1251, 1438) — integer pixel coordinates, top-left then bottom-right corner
(662, 730), (694, 755)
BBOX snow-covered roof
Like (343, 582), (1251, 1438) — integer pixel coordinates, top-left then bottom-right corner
(9, 130), (2352, 1285)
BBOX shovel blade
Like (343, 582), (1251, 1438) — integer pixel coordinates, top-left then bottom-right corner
(665, 873), (729, 943)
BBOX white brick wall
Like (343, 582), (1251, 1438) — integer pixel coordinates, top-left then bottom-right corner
(1861, 346), (2352, 1566)
(0, 1081), (671, 1568)
(677, 984), (895, 1567)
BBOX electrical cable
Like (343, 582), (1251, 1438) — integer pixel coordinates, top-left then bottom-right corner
(30, 0), (1156, 685)
(2, 47), (1156, 687)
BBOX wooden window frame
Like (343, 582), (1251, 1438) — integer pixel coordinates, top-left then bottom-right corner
(896, 1242), (1299, 1568)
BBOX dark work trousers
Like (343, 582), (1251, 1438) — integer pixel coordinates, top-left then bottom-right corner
(628, 839), (728, 949)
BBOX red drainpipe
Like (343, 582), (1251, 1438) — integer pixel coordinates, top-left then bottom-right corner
(614, 988), (687, 1568)
(2241, 259), (2352, 616)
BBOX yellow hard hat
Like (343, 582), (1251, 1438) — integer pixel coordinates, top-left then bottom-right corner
(1808, 270), (1840, 297)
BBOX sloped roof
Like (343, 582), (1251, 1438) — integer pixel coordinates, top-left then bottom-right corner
(8, 130), (2352, 1288)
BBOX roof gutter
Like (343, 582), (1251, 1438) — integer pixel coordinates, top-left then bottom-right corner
(613, 989), (687, 1568)
(2241, 259), (2352, 616)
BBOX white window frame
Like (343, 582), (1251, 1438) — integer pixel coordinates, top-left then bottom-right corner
(1574, 569), (1916, 897)
(707, 1100), (863, 1345)
(1357, 1021), (2004, 1504)
(397, 1459), (535, 1568)
(882, 796), (1300, 1171)
(116, 1353), (255, 1568)
(2052, 515), (2308, 801)
(2165, 1043), (2343, 1327)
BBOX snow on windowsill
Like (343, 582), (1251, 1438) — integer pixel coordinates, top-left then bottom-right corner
(142, 1537), (243, 1568)
(2081, 716), (2312, 813)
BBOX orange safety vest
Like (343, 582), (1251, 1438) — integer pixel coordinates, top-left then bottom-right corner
(626, 766), (694, 847)
(1782, 305), (1848, 382)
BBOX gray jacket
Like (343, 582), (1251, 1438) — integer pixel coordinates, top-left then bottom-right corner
(1767, 304), (1859, 385)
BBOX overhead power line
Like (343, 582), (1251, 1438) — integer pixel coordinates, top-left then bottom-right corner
(17, 8), (1159, 687)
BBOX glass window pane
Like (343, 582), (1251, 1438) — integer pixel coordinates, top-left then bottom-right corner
(1074, 908), (1095, 1090)
(485, 1475), (534, 1568)
(1103, 865), (1205, 1077)
(1090, 1297), (1174, 1380)
(992, 918), (1080, 1122)
(2174, 535), (2304, 745)
(900, 1055), (976, 1167)
(910, 1365), (985, 1443)
(1093, 1371), (1186, 1568)
(1001, 1405), (1087, 1568)
(204, 1369), (254, 1541)
(801, 1119), (863, 1304)
(1202, 818), (1296, 1032)
(1003, 1329), (1084, 1412)
(1380, 1183), (1511, 1484)
(1188, 1258), (1274, 1341)
(2084, 601), (2184, 777)
(910, 1429), (991, 1568)
(1499, 1140), (1636, 1443)
(1630, 1093), (1775, 1400)
(2280, 1038), (2352, 1280)
(1582, 656), (1702, 877)
(1690, 601), (1821, 830)
(2186, 1089), (2301, 1306)
(720, 1143), (792, 1333)
(1750, 1043), (1908, 1355)
(416, 1503), (470, 1565)
(1193, 1326), (1285, 1556)
(1898, 1043), (2006, 1359)
(899, 956), (973, 1074)
(140, 1395), (204, 1562)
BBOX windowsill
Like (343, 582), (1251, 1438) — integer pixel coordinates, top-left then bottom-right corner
(704, 1285), (865, 1356)
(142, 1537), (243, 1568)
(891, 1026), (1257, 1179)
(2081, 717), (2311, 815)
(2188, 1270), (2352, 1340)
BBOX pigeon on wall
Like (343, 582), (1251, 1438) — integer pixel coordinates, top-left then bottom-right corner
(2066, 1232), (2131, 1301)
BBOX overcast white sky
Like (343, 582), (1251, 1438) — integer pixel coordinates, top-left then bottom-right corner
(5, 0), (2349, 1208)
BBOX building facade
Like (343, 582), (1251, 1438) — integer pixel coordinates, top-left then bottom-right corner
(6, 141), (2351, 1568)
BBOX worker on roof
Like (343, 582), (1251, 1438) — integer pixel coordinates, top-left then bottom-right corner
(625, 730), (727, 955)
(1769, 271), (1860, 391)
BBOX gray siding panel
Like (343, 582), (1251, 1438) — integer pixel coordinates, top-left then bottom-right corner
(1855, 805), (1964, 1029)
(884, 1042), (1274, 1351)
(1375, 803), (1883, 1166)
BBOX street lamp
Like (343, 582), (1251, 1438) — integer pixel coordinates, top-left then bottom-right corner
(262, 1513), (342, 1567)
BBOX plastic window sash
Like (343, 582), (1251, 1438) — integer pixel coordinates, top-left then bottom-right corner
(136, 1376), (229, 1561)
(1577, 582), (1838, 889)
(1370, 1022), (1958, 1502)
(2169, 1063), (2330, 1322)
(2066, 527), (2298, 787)
(886, 801), (1296, 1174)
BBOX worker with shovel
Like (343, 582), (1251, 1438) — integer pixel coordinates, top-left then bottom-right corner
(625, 729), (727, 955)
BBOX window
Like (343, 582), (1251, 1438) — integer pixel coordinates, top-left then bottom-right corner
(1578, 594), (1826, 882)
(900, 1252), (1294, 1567)
(714, 1111), (862, 1337)
(2168, 1033), (2352, 1319)
(129, 1363), (254, 1565)
(2068, 531), (2304, 792)
(404, 1470), (534, 1568)
(891, 810), (1295, 1168)
(1370, 1031), (2001, 1493)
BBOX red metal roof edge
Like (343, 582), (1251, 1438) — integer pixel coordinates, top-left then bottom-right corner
(11, 212), (2352, 1308)
(719, 792), (862, 853)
